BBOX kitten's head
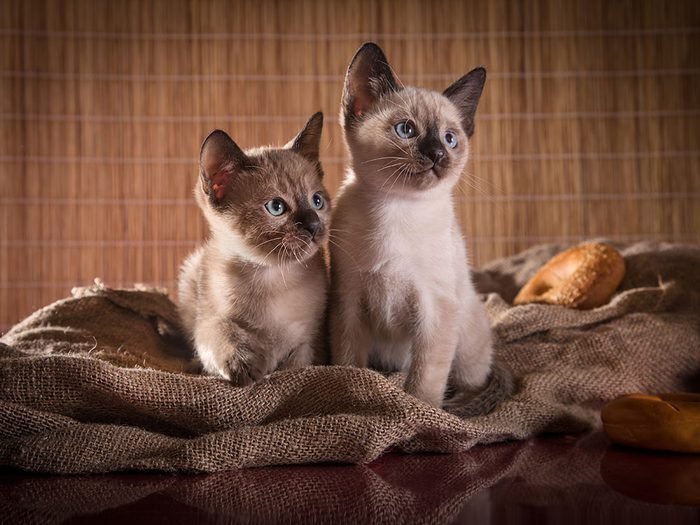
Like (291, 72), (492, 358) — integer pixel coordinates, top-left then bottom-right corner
(341, 42), (486, 194)
(196, 112), (331, 266)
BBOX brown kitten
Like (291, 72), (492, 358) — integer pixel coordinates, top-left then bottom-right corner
(179, 113), (331, 385)
(329, 43), (493, 409)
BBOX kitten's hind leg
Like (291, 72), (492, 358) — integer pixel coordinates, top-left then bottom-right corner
(442, 296), (499, 417)
(194, 317), (270, 386)
(451, 297), (493, 391)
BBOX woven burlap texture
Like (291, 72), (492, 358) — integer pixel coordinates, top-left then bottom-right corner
(1, 241), (698, 474)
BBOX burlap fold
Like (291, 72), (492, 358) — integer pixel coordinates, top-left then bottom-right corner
(1, 242), (698, 473)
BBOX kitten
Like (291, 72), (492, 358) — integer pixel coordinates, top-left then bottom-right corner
(329, 43), (493, 410)
(179, 112), (331, 385)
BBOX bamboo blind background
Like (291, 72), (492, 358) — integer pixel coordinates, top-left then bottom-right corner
(1, 0), (699, 332)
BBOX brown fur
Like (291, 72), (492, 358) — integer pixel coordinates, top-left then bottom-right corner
(179, 113), (331, 384)
(329, 43), (493, 409)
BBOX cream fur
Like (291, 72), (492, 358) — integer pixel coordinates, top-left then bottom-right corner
(329, 44), (493, 408)
(179, 115), (330, 384)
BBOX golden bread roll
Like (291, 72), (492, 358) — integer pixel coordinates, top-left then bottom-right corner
(513, 242), (625, 309)
(602, 393), (700, 453)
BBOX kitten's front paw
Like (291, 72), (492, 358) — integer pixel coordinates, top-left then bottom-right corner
(404, 383), (444, 409)
(225, 347), (268, 387)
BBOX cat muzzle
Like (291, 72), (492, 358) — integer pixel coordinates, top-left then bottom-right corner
(427, 148), (446, 164)
(415, 160), (448, 180)
(418, 135), (447, 167)
(416, 148), (448, 180)
(296, 209), (323, 241)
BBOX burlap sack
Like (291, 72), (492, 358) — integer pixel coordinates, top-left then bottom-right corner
(1, 241), (698, 474)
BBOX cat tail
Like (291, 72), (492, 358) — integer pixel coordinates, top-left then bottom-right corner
(443, 361), (515, 419)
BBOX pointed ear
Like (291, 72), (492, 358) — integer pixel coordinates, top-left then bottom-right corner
(341, 42), (399, 129)
(199, 129), (247, 205)
(287, 112), (323, 162)
(443, 67), (486, 138)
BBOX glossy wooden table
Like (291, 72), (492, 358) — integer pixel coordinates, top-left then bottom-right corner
(1, 432), (698, 524)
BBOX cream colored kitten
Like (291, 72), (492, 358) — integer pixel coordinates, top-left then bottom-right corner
(329, 43), (493, 410)
(179, 113), (331, 385)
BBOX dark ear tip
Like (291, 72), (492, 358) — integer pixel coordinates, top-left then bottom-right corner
(201, 129), (229, 157)
(352, 41), (388, 63)
(302, 112), (324, 135)
(199, 129), (244, 169)
(205, 129), (229, 140)
(358, 41), (382, 52)
(310, 111), (324, 124)
(201, 129), (232, 149)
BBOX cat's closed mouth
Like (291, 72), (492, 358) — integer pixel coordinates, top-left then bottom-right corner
(414, 166), (444, 179)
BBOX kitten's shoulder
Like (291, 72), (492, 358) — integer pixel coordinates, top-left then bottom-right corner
(177, 245), (206, 336)
(181, 245), (206, 273)
(178, 245), (206, 299)
(178, 242), (230, 299)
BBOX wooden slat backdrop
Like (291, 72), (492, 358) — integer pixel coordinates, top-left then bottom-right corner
(1, 0), (699, 332)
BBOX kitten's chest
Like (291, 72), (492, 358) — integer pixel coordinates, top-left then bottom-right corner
(360, 271), (419, 340)
(369, 208), (457, 278)
(360, 203), (462, 332)
(255, 266), (324, 345)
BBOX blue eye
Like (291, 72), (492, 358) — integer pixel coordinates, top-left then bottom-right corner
(265, 198), (286, 216)
(311, 192), (325, 210)
(394, 120), (416, 139)
(444, 131), (458, 149)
